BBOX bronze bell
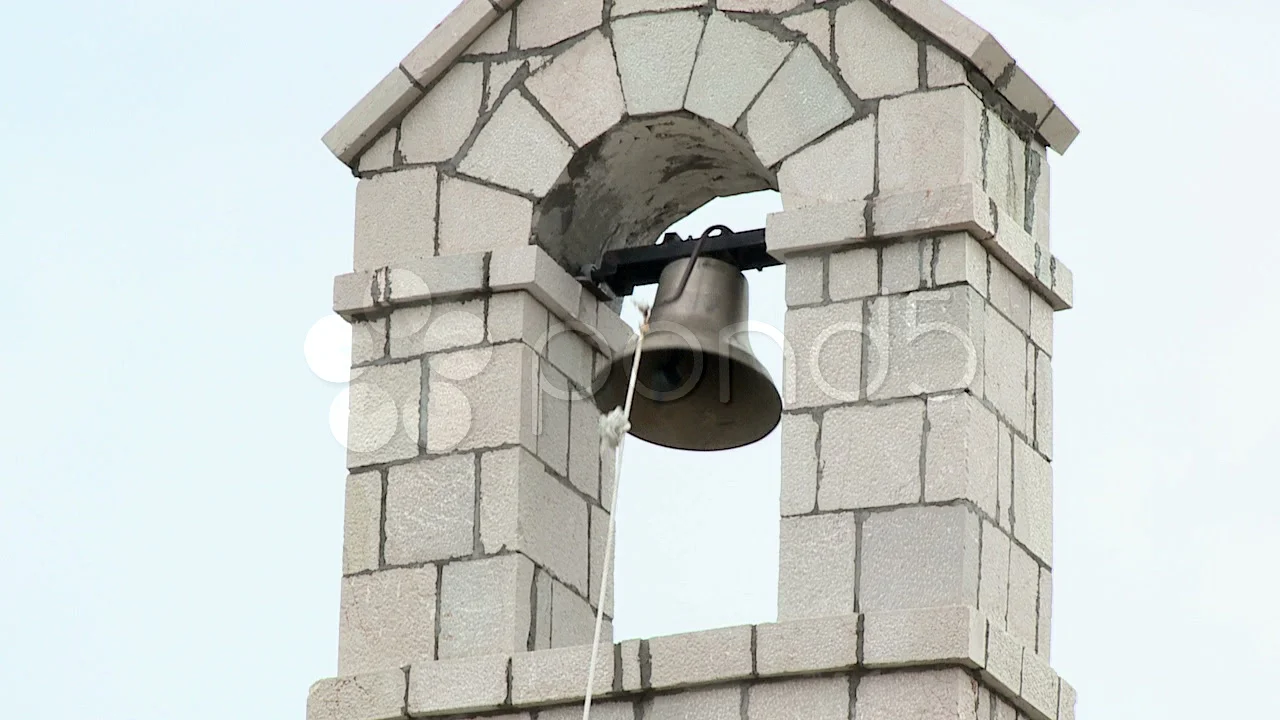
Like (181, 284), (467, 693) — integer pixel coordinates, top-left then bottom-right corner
(592, 255), (783, 451)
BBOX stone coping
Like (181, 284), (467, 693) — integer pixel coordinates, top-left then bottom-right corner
(308, 607), (1074, 720)
(322, 0), (1079, 166)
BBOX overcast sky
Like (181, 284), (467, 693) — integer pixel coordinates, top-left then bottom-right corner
(2, 1), (1278, 718)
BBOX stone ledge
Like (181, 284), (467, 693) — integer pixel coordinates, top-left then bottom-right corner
(308, 610), (1072, 720)
(332, 246), (634, 357)
(765, 184), (1073, 310)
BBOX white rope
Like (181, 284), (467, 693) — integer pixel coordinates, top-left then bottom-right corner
(582, 299), (650, 720)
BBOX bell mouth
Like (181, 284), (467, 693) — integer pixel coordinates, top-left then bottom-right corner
(591, 337), (782, 452)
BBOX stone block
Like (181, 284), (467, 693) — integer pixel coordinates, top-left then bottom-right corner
(570, 395), (603, 499)
(989, 256), (1031, 332)
(1034, 350), (1052, 459)
(1028, 293), (1053, 355)
(983, 306), (1027, 433)
(401, 0), (499, 84)
(647, 624), (753, 689)
(613, 11), (705, 115)
(777, 512), (858, 620)
(646, 686), (741, 719)
(855, 668), (978, 720)
(511, 642), (615, 705)
(488, 291), (550, 346)
(784, 301), (862, 408)
(783, 10), (833, 61)
(863, 605), (986, 668)
(928, 233), (987, 295)
(1059, 679), (1076, 720)
(835, 0), (919, 98)
(1051, 257), (1073, 309)
(387, 253), (489, 306)
(408, 654), (510, 716)
(924, 392), (998, 517)
(343, 471), (382, 575)
(438, 175), (533, 256)
(467, 12), (511, 54)
(927, 45), (966, 87)
(546, 320), (594, 390)
(746, 44), (854, 167)
(551, 579), (604, 647)
(516, 0), (604, 50)
(1029, 142), (1051, 251)
(534, 362), (570, 476)
(766, 200), (868, 258)
(979, 520), (1010, 630)
(872, 183), (994, 241)
(778, 118), (875, 211)
(353, 167), (438, 270)
(755, 614), (859, 676)
(541, 702), (632, 720)
(346, 360), (422, 468)
(459, 91), (574, 197)
(357, 129), (396, 174)
(480, 447), (589, 593)
(324, 68), (421, 165)
(878, 87), (984, 196)
(779, 412), (819, 515)
(1020, 647), (1059, 720)
(865, 286), (985, 401)
(534, 569), (553, 650)
(886, 0), (1012, 81)
(352, 319), (387, 366)
(881, 238), (923, 295)
(589, 505), (614, 616)
(1012, 437), (1052, 564)
(400, 62), (484, 164)
(338, 567), (437, 675)
(996, 425), (1012, 529)
(1038, 106), (1079, 154)
(983, 624), (1022, 697)
(993, 695), (1016, 720)
(1037, 567), (1052, 658)
(1006, 543), (1039, 652)
(619, 639), (643, 691)
(829, 247), (878, 301)
(526, 31), (625, 147)
(385, 454), (475, 565)
(334, 271), (378, 317)
(984, 112), (1027, 229)
(784, 255), (824, 307)
(749, 676), (850, 720)
(307, 670), (407, 720)
(613, 0), (706, 14)
(438, 554), (534, 659)
(490, 246), (584, 323)
(860, 504), (980, 611)
(686, 11), (792, 128)
(719, 0), (804, 10)
(427, 343), (537, 455)
(819, 399), (924, 509)
(390, 298), (487, 358)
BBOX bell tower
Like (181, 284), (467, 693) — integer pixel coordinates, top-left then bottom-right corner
(310, 1), (1081, 719)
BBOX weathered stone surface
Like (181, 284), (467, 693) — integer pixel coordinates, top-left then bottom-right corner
(719, 0), (804, 10)
(863, 605), (986, 668)
(427, 343), (537, 455)
(408, 653), (509, 715)
(438, 554), (534, 659)
(749, 676), (849, 720)
(467, 11), (511, 54)
(488, 291), (550, 346)
(343, 471), (382, 575)
(878, 87), (983, 195)
(979, 520), (1010, 630)
(855, 668), (978, 720)
(1034, 350), (1053, 458)
(983, 623), (1022, 696)
(778, 118), (875, 210)
(745, 44), (854, 167)
(354, 167), (438, 270)
(307, 670), (406, 720)
(352, 320), (387, 366)
(516, 0), (604, 50)
(613, 11), (706, 116)
(438, 176), (533, 256)
(338, 566), (437, 675)
(550, 578), (603, 647)
(1038, 106), (1079, 154)
(357, 129), (396, 173)
(589, 504), (614, 616)
(819, 399), (924, 509)
(767, 200), (868, 258)
(925, 392), (998, 517)
(785, 255), (825, 307)
(401, 0), (500, 83)
(1020, 646), (1060, 720)
(926, 44), (966, 87)
(779, 412), (819, 515)
(828, 246), (878, 301)
(686, 12), (792, 128)
(887, 0), (1012, 81)
(346, 360), (422, 468)
(872, 183), (994, 241)
(390, 298), (487, 358)
(983, 305), (1027, 432)
(459, 91), (574, 197)
(756, 615), (859, 676)
(387, 252), (488, 306)
(1037, 566), (1053, 658)
(325, 68), (421, 165)
(783, 10), (833, 61)
(480, 447), (588, 593)
(511, 643), (615, 705)
(385, 454), (475, 565)
(527, 31), (624, 147)
(860, 504), (980, 611)
(400, 62), (484, 164)
(648, 624), (753, 689)
(1006, 542), (1040, 652)
(985, 112), (1027, 228)
(647, 685), (741, 719)
(542, 702), (632, 720)
(835, 0), (919, 98)
(865, 286), (985, 401)
(613, 0), (706, 15)
(784, 301), (862, 408)
(1013, 436), (1053, 564)
(988, 257), (1031, 332)
(930, 232), (988, 295)
(996, 424), (1013, 529)
(881, 238), (922, 295)
(777, 513), (858, 619)
(1028, 292), (1053, 355)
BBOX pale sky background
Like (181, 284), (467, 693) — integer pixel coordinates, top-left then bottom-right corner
(2, 1), (1278, 718)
